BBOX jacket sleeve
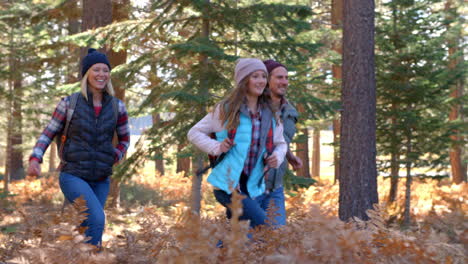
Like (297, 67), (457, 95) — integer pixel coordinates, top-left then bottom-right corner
(30, 98), (68, 163)
(271, 122), (287, 168)
(114, 99), (130, 163)
(187, 105), (225, 156)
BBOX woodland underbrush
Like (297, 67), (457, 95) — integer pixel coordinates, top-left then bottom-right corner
(0, 172), (466, 263)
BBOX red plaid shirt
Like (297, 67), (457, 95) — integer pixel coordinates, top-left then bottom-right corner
(242, 108), (262, 175)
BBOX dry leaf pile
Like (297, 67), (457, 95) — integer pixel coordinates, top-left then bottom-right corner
(0, 174), (466, 263)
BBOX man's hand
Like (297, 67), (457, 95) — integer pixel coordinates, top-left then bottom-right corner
(27, 160), (41, 177)
(220, 138), (235, 153)
(265, 154), (279, 168)
(288, 154), (303, 171)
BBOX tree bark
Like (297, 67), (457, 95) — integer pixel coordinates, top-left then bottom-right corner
(332, 119), (341, 184)
(331, 0), (343, 184)
(388, 150), (400, 203)
(295, 105), (310, 178)
(107, 0), (129, 209)
(295, 128), (311, 178)
(388, 103), (400, 203)
(8, 39), (24, 181)
(311, 127), (320, 179)
(338, 0), (378, 222)
(152, 113), (165, 176)
(446, 0), (467, 184)
(176, 144), (191, 175)
(191, 0), (210, 214)
(48, 142), (57, 172)
(80, 0), (112, 58)
(403, 129), (412, 228)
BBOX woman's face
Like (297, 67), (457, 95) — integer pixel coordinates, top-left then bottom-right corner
(87, 63), (110, 91)
(246, 70), (267, 97)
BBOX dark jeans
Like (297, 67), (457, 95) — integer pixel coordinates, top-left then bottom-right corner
(213, 189), (267, 228)
(59, 172), (110, 246)
(255, 187), (287, 226)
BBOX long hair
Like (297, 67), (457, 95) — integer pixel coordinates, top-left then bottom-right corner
(80, 69), (115, 101)
(216, 73), (277, 130)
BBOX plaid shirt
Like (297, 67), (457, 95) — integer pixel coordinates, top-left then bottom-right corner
(30, 95), (130, 164)
(242, 107), (262, 175)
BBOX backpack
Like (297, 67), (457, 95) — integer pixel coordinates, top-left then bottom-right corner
(56, 92), (119, 167)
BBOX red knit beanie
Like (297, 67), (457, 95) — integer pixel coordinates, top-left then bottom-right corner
(263, 59), (287, 75)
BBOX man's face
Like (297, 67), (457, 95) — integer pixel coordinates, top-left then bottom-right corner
(269, 66), (288, 98)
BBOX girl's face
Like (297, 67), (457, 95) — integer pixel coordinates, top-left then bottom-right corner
(87, 63), (110, 91)
(246, 70), (267, 97)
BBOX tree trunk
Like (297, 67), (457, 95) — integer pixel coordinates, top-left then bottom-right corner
(295, 128), (310, 178)
(9, 49), (24, 181)
(66, 0), (80, 83)
(311, 127), (320, 179)
(403, 130), (412, 228)
(176, 144), (191, 175)
(80, 0), (112, 58)
(295, 105), (310, 178)
(4, 117), (10, 193)
(191, 0), (210, 214)
(107, 0), (129, 209)
(191, 153), (204, 214)
(388, 150), (400, 203)
(152, 113), (165, 176)
(388, 104), (400, 203)
(48, 142), (57, 172)
(331, 0), (343, 184)
(333, 119), (341, 184)
(446, 0), (467, 184)
(338, 0), (378, 222)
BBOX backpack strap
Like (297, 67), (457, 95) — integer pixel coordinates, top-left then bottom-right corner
(197, 128), (237, 177)
(111, 97), (120, 147)
(58, 92), (79, 165)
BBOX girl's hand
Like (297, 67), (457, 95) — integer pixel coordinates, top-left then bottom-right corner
(220, 138), (235, 153)
(266, 154), (279, 168)
(27, 160), (41, 177)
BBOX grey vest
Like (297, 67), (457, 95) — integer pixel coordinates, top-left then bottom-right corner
(266, 101), (298, 190)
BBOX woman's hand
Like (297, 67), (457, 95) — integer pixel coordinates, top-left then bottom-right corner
(265, 154), (279, 168)
(27, 160), (41, 177)
(220, 138), (235, 153)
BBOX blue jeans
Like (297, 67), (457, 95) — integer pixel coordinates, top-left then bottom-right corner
(59, 172), (110, 246)
(255, 187), (287, 226)
(213, 189), (267, 228)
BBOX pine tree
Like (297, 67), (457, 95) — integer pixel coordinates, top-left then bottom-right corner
(375, 0), (462, 209)
(0, 0), (73, 182)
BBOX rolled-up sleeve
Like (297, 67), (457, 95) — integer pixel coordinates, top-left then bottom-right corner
(272, 122), (287, 168)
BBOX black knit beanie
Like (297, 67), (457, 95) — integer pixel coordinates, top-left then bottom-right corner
(81, 48), (111, 77)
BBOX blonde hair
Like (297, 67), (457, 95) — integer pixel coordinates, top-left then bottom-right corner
(80, 69), (115, 100)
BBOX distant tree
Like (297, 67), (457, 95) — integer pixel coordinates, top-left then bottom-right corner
(375, 0), (462, 206)
(331, 0), (343, 184)
(339, 0), (378, 222)
(445, 0), (467, 184)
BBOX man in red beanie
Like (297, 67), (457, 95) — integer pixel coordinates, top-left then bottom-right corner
(256, 59), (303, 226)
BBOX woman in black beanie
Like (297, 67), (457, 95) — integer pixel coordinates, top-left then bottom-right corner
(27, 48), (130, 248)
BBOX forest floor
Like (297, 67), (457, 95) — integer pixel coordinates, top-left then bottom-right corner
(0, 167), (466, 263)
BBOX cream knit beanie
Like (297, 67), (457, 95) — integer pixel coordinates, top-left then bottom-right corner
(234, 58), (268, 86)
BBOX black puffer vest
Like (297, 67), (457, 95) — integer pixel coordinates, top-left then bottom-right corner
(61, 91), (117, 181)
